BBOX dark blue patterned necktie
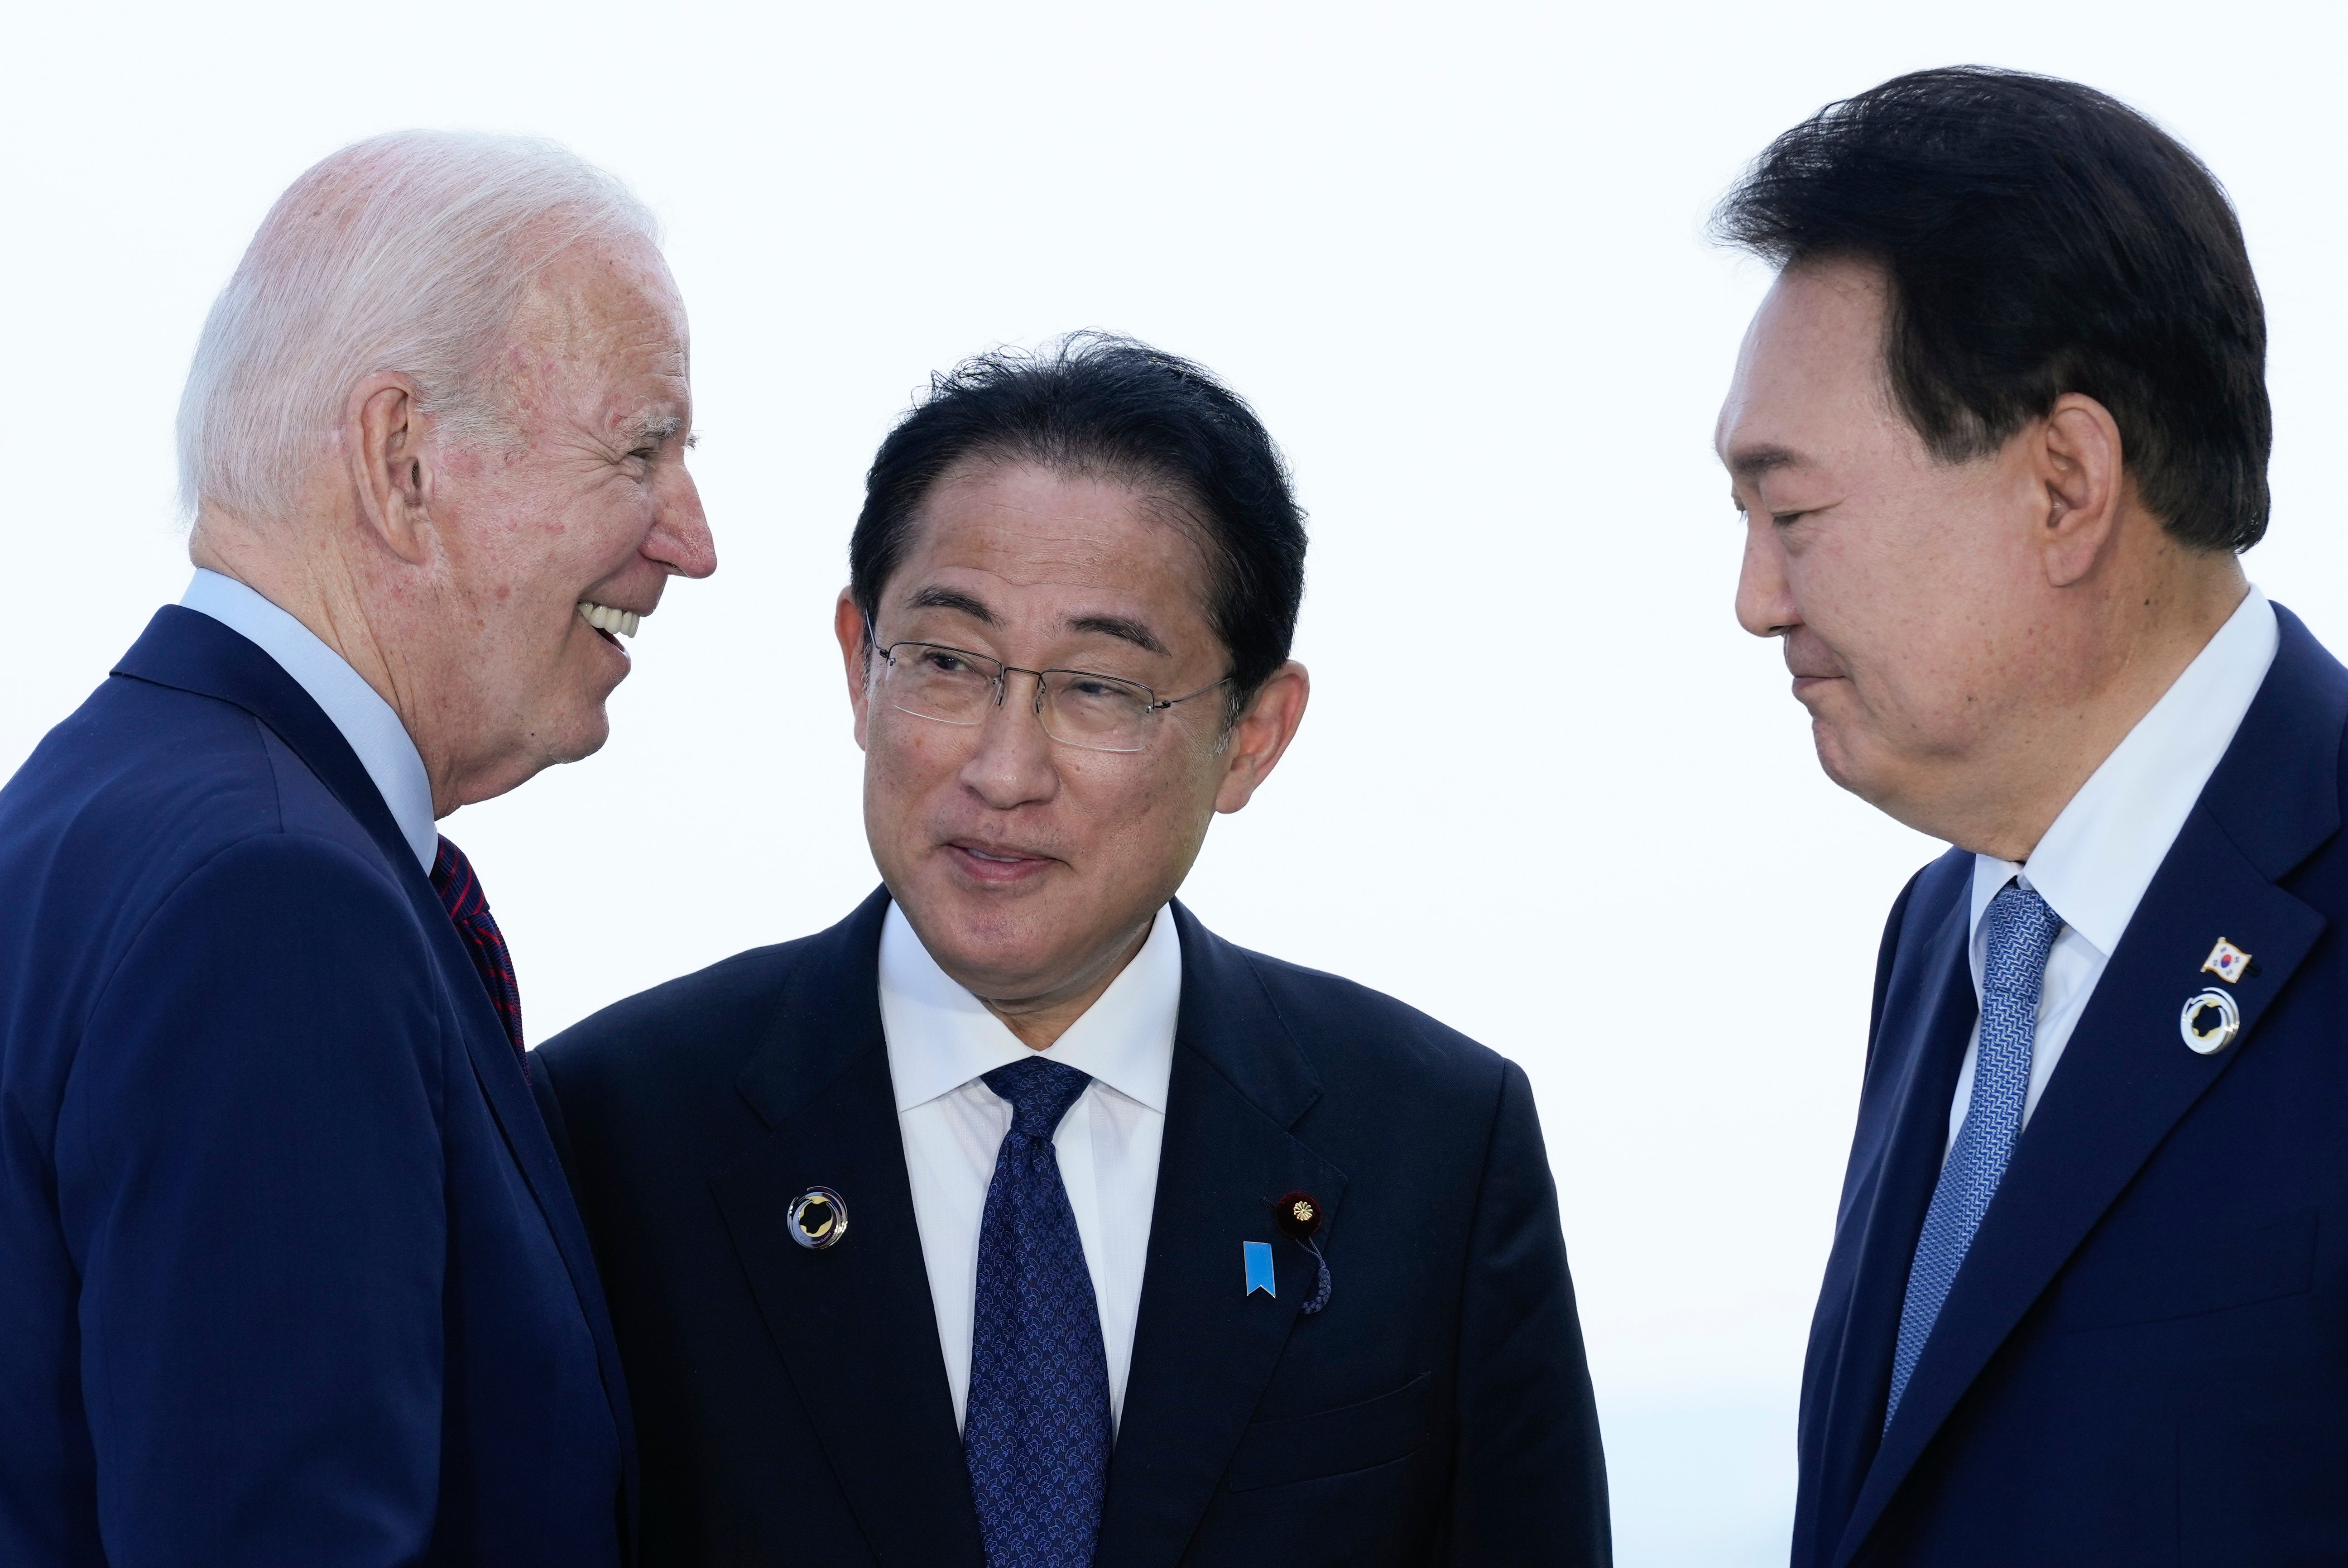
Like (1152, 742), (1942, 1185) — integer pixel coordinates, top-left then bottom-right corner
(964, 1057), (1112, 1568)
(1886, 881), (2062, 1426)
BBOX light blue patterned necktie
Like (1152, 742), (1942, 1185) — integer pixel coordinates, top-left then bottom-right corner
(1885, 880), (2062, 1428)
(964, 1057), (1112, 1568)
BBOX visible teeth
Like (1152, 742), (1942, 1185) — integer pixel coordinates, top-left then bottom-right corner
(576, 602), (641, 638)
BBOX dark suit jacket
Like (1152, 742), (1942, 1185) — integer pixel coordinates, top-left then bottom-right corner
(0, 607), (635, 1566)
(1796, 604), (2348, 1568)
(534, 890), (1609, 1567)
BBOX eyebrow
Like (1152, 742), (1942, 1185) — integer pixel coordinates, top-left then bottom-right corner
(1724, 443), (1806, 482)
(903, 585), (996, 623)
(1065, 614), (1169, 657)
(896, 589), (1170, 659)
(621, 413), (688, 448)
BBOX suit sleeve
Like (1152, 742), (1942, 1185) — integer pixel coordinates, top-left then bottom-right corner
(56, 834), (447, 1568)
(1446, 1058), (1612, 1566)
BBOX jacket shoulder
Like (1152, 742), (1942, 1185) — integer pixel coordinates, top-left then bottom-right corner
(1213, 933), (1511, 1099)
(536, 935), (818, 1097)
(0, 675), (403, 968)
(4, 672), (279, 843)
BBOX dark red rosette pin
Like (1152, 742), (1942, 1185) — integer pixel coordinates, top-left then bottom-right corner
(1272, 1190), (1332, 1314)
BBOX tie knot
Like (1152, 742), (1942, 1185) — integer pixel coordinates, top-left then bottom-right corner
(1985, 881), (2062, 989)
(431, 835), (488, 925)
(982, 1057), (1093, 1140)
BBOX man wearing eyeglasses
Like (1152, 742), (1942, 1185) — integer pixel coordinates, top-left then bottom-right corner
(528, 333), (1609, 1567)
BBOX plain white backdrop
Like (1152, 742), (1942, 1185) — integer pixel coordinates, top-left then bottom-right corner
(7, 3), (2344, 1560)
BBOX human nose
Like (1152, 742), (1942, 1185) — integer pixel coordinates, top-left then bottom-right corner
(647, 465), (716, 580)
(956, 670), (1061, 810)
(1735, 511), (1799, 639)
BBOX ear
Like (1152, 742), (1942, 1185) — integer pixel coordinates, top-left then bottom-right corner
(835, 589), (874, 752)
(346, 373), (438, 566)
(2036, 393), (2128, 589)
(1213, 661), (1310, 814)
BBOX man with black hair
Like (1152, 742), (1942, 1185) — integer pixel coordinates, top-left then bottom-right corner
(1718, 67), (2348, 1564)
(533, 334), (1609, 1567)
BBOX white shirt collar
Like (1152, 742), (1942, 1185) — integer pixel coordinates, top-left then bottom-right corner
(179, 568), (439, 871)
(878, 901), (1181, 1114)
(1969, 585), (2279, 964)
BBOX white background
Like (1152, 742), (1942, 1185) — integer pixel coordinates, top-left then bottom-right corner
(7, 4), (2343, 1560)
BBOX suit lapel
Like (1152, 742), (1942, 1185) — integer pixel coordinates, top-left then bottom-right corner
(1799, 870), (1976, 1562)
(1832, 605), (2348, 1568)
(113, 606), (643, 1538)
(1096, 905), (1348, 1568)
(709, 891), (984, 1568)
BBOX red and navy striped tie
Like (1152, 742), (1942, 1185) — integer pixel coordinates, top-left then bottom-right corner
(430, 835), (526, 1069)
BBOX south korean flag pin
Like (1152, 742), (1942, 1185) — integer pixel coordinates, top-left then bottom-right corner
(2201, 937), (2253, 986)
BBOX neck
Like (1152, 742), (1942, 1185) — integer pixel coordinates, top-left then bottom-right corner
(191, 508), (466, 818)
(1928, 556), (2249, 863)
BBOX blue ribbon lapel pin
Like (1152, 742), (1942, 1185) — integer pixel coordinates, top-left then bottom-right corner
(1244, 1240), (1277, 1298)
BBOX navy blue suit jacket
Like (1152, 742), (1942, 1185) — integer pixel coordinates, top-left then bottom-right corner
(533, 891), (1610, 1567)
(0, 607), (635, 1566)
(1796, 604), (2348, 1567)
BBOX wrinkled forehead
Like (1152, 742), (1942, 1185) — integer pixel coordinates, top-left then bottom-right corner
(504, 236), (683, 362)
(492, 238), (688, 421)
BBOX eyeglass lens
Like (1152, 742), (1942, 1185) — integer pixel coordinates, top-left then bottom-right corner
(881, 644), (1156, 753)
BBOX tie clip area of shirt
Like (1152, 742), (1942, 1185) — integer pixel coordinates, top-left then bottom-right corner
(2182, 937), (2252, 1055)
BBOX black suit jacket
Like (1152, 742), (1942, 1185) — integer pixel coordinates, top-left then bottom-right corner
(535, 891), (1608, 1567)
(1795, 604), (2348, 1567)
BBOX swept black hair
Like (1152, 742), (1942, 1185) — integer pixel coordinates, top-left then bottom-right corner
(1715, 66), (2269, 551)
(850, 331), (1307, 714)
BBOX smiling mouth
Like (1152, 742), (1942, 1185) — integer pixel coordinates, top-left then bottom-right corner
(578, 601), (642, 647)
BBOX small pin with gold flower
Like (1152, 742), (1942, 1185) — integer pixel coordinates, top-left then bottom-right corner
(1271, 1190), (1331, 1315)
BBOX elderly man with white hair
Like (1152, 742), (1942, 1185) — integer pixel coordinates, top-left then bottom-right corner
(0, 131), (712, 1565)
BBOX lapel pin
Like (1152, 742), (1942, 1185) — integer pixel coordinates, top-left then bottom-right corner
(2201, 938), (2253, 985)
(786, 1186), (850, 1251)
(1243, 1240), (1277, 1298)
(2180, 988), (2241, 1055)
(1271, 1189), (1332, 1316)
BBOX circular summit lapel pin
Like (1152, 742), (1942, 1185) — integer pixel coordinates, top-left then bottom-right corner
(2180, 988), (2240, 1056)
(786, 1186), (850, 1251)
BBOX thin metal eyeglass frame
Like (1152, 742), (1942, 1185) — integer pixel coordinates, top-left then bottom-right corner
(869, 634), (1231, 753)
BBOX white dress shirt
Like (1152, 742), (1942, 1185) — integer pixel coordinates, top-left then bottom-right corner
(879, 900), (1178, 1434)
(179, 568), (437, 870)
(1946, 586), (2279, 1151)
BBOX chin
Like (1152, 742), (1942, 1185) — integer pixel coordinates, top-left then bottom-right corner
(1810, 717), (1862, 788)
(545, 704), (613, 767)
(1813, 725), (1909, 814)
(907, 895), (1060, 995)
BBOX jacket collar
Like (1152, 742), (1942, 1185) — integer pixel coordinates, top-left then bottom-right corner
(115, 605), (421, 880)
(1829, 603), (2348, 1568)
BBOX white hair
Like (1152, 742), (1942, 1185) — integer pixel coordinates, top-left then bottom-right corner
(177, 129), (660, 526)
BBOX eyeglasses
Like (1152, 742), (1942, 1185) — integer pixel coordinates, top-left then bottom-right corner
(871, 637), (1231, 754)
